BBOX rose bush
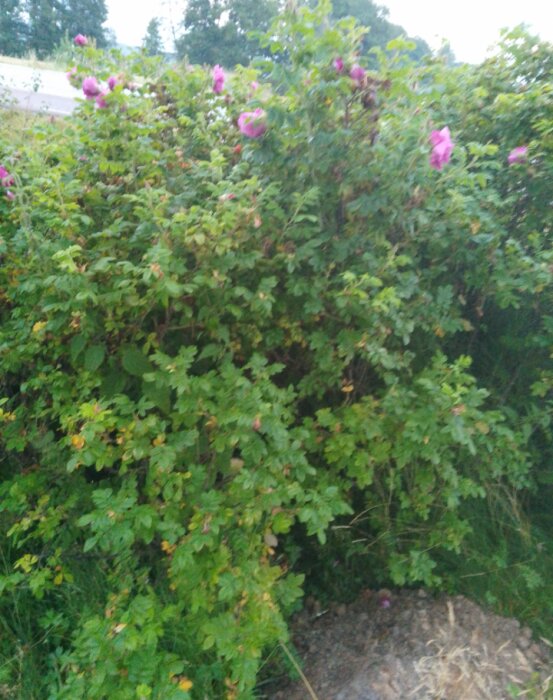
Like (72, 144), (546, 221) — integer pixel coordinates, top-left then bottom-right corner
(0, 3), (551, 697)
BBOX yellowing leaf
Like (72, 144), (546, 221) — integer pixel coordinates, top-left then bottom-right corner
(230, 458), (244, 472)
(14, 554), (38, 573)
(32, 321), (47, 333)
(71, 435), (85, 449)
(475, 421), (490, 434)
(178, 678), (193, 691)
(161, 540), (176, 555)
(264, 532), (278, 548)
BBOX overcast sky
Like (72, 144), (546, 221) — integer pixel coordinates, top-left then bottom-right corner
(379, 0), (553, 63)
(105, 0), (553, 63)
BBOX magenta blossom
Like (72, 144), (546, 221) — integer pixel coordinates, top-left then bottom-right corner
(0, 165), (14, 188)
(82, 76), (101, 99)
(96, 90), (109, 109)
(212, 65), (225, 94)
(66, 67), (80, 89)
(247, 81), (260, 99)
(429, 126), (454, 170)
(350, 63), (366, 84)
(508, 146), (527, 165)
(107, 75), (119, 91)
(238, 108), (267, 139)
(74, 34), (88, 46)
(333, 57), (344, 73)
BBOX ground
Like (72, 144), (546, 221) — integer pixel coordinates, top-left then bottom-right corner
(266, 589), (552, 699)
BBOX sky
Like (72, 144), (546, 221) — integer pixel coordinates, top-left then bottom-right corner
(378, 0), (553, 63)
(105, 0), (553, 63)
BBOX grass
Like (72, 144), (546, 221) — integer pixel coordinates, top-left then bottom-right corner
(0, 54), (64, 72)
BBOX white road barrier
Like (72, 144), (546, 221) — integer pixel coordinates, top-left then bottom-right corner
(0, 61), (79, 116)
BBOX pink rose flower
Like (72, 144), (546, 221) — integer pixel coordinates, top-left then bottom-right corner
(0, 165), (14, 187)
(350, 63), (366, 85)
(96, 90), (109, 109)
(507, 146), (527, 165)
(333, 57), (344, 73)
(248, 81), (260, 99)
(66, 67), (80, 88)
(212, 64), (225, 94)
(82, 76), (101, 99)
(429, 126), (454, 170)
(238, 108), (267, 139)
(74, 34), (88, 46)
(107, 76), (118, 91)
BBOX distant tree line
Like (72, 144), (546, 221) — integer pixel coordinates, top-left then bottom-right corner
(176, 0), (433, 66)
(0, 0), (107, 58)
(330, 0), (431, 62)
(0, 0), (435, 66)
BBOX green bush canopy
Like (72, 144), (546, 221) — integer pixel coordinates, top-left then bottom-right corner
(0, 3), (551, 696)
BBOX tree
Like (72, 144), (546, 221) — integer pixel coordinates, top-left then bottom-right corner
(175, 0), (431, 68)
(61, 0), (108, 48)
(25, 0), (107, 58)
(104, 26), (117, 48)
(0, 0), (27, 56)
(330, 0), (431, 61)
(175, 0), (278, 66)
(26, 0), (65, 58)
(175, 0), (225, 64)
(225, 0), (279, 63)
(142, 17), (164, 56)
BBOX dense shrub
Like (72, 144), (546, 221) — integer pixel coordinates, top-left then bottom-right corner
(0, 3), (551, 696)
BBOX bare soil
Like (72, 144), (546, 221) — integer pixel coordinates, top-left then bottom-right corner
(269, 589), (552, 699)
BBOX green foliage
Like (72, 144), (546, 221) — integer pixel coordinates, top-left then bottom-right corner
(142, 18), (164, 57)
(0, 0), (28, 57)
(175, 0), (431, 67)
(329, 0), (431, 61)
(0, 0), (107, 59)
(176, 0), (280, 66)
(0, 2), (551, 697)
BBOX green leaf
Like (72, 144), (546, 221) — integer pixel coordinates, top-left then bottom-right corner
(101, 369), (127, 397)
(83, 537), (97, 553)
(84, 344), (106, 372)
(122, 346), (153, 377)
(70, 334), (86, 361)
(143, 381), (171, 414)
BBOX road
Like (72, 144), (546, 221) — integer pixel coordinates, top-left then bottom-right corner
(0, 61), (79, 116)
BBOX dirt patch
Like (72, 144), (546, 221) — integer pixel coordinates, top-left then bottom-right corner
(269, 589), (552, 699)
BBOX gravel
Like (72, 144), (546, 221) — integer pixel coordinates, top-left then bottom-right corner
(269, 589), (552, 699)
